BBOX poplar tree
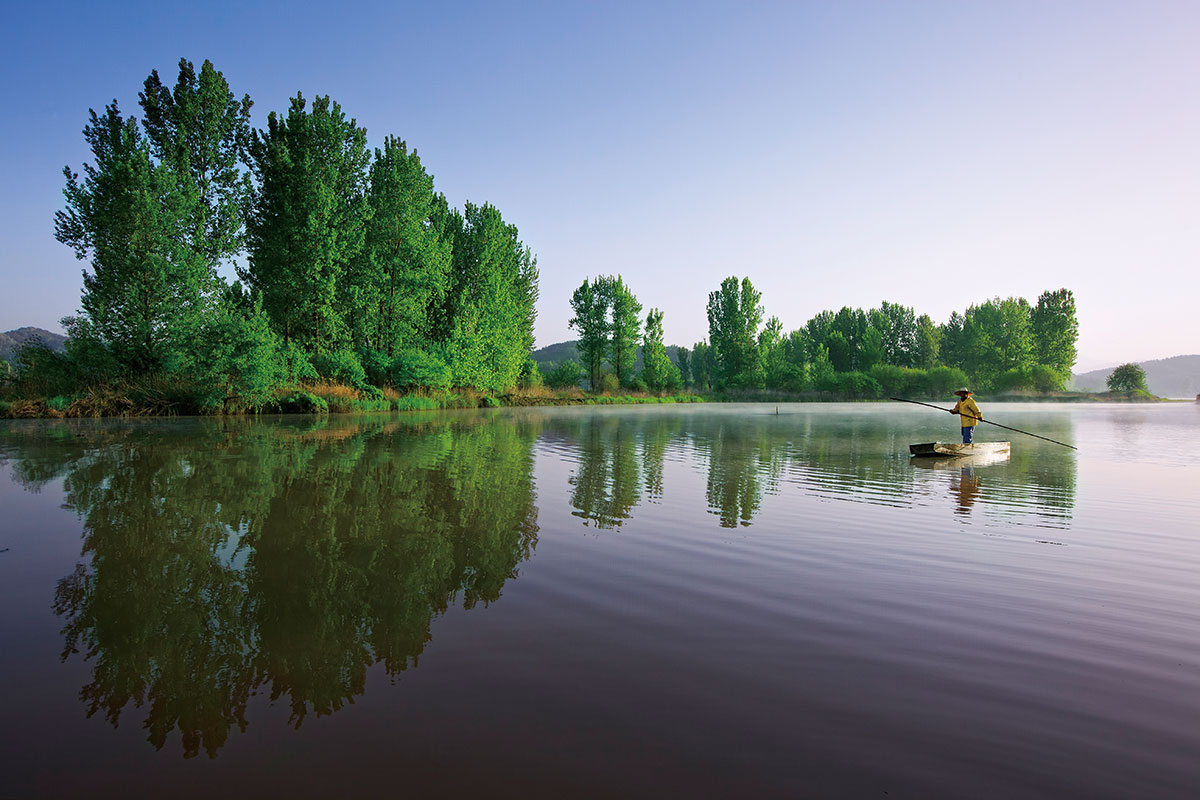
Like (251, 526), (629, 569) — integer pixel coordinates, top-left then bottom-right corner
(442, 202), (535, 390)
(139, 58), (253, 274)
(604, 276), (642, 388)
(358, 137), (452, 355)
(1031, 288), (1078, 379)
(569, 278), (610, 391)
(55, 103), (203, 374)
(243, 93), (371, 352)
(640, 308), (680, 391)
(706, 276), (764, 388)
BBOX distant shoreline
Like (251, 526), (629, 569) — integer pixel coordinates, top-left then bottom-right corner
(0, 386), (1169, 420)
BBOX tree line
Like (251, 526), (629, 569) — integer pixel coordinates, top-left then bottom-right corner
(39, 58), (539, 410)
(556, 275), (1079, 398)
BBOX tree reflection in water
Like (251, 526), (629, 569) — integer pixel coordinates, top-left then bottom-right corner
(4, 414), (538, 758)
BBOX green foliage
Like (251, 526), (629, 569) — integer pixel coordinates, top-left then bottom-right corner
(279, 342), (318, 384)
(140, 58), (253, 273)
(1031, 289), (1078, 377)
(690, 341), (711, 390)
(10, 340), (78, 397)
(707, 276), (764, 389)
(55, 102), (209, 374)
(675, 347), (691, 388)
(356, 136), (452, 354)
(835, 371), (882, 399)
(311, 349), (367, 389)
(544, 359), (584, 389)
(180, 295), (286, 411)
(603, 276), (642, 387)
(569, 278), (610, 391)
(519, 358), (543, 390)
(639, 308), (681, 392)
(244, 93), (372, 352)
(357, 347), (392, 387)
(923, 365), (970, 397)
(1106, 363), (1148, 393)
(441, 203), (537, 392)
(389, 348), (451, 392)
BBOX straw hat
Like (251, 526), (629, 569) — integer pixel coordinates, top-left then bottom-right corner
(954, 387), (973, 396)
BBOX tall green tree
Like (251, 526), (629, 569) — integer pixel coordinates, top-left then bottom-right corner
(357, 137), (452, 355)
(690, 341), (711, 390)
(243, 93), (372, 352)
(639, 308), (681, 392)
(56, 103), (205, 374)
(675, 346), (691, 388)
(706, 276), (764, 389)
(871, 301), (918, 367)
(1030, 288), (1078, 379)
(913, 314), (941, 369)
(603, 276), (642, 388)
(569, 278), (610, 391)
(441, 202), (536, 390)
(139, 58), (253, 274)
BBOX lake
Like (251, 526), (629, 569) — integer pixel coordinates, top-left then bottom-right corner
(1, 403), (1197, 798)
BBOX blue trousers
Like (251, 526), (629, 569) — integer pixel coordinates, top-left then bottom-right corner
(961, 426), (974, 444)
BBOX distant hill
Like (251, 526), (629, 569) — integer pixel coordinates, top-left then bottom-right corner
(532, 339), (682, 373)
(0, 327), (67, 361)
(1072, 354), (1200, 398)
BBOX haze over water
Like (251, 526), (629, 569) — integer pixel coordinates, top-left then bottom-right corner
(1, 403), (1197, 798)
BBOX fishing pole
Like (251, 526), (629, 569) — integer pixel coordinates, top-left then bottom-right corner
(889, 397), (1078, 450)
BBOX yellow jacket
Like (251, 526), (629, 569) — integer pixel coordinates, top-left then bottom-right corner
(952, 396), (981, 427)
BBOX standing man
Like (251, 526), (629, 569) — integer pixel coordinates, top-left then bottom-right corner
(950, 388), (982, 444)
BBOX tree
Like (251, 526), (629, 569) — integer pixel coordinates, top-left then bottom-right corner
(243, 93), (372, 352)
(676, 347), (691, 388)
(639, 309), (681, 392)
(357, 136), (452, 355)
(1031, 288), (1078, 380)
(602, 276), (642, 388)
(706, 276), (764, 388)
(139, 58), (253, 274)
(913, 314), (941, 369)
(441, 202), (536, 390)
(690, 341), (711, 390)
(55, 102), (206, 374)
(871, 301), (918, 367)
(569, 278), (610, 391)
(1106, 363), (1147, 393)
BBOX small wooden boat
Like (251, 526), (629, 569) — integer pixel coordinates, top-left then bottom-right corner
(909, 441), (1011, 458)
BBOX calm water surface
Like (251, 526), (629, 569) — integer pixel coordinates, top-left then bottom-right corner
(1, 403), (1197, 798)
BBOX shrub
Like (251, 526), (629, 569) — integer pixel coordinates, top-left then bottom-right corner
(836, 371), (882, 399)
(390, 349), (451, 392)
(311, 349), (367, 389)
(280, 342), (319, 384)
(545, 359), (584, 389)
(357, 348), (392, 387)
(923, 365), (970, 398)
(1030, 365), (1066, 393)
(599, 372), (619, 394)
(274, 390), (329, 414)
(519, 358), (543, 389)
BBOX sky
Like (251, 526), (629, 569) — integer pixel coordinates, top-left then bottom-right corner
(1, 1), (1197, 372)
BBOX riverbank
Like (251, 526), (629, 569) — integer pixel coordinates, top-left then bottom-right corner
(0, 381), (1166, 419)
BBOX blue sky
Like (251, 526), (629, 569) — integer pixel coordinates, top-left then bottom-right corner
(2, 0), (1197, 370)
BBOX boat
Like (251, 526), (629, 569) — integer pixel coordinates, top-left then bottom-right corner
(909, 441), (1011, 458)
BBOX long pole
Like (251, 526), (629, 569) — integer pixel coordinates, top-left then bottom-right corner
(889, 397), (1078, 450)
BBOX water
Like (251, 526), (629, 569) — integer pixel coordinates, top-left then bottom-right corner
(1, 403), (1197, 798)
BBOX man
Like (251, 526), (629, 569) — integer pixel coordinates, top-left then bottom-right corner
(950, 387), (982, 444)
